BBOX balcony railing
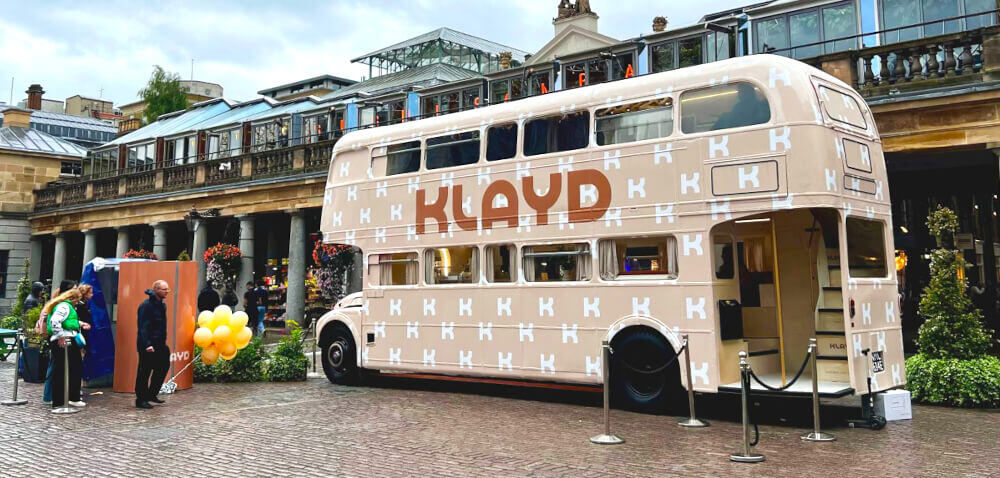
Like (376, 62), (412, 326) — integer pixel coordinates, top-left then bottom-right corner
(33, 134), (346, 212)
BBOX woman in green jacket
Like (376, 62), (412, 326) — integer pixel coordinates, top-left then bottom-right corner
(41, 287), (90, 409)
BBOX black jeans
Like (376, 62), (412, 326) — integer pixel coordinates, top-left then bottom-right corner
(135, 345), (170, 403)
(51, 341), (82, 407)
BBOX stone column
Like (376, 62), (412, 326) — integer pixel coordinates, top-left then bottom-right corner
(115, 226), (130, 258)
(29, 237), (43, 282)
(52, 233), (66, 292)
(237, 215), (255, 310)
(83, 229), (98, 264)
(193, 219), (208, 292)
(152, 223), (169, 260)
(286, 210), (307, 324)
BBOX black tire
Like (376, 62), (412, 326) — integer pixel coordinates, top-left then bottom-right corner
(320, 324), (361, 385)
(610, 327), (683, 414)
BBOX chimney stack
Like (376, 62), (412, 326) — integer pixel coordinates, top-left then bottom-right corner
(26, 84), (45, 110)
(2, 107), (33, 129)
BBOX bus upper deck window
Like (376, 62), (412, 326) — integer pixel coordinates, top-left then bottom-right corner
(522, 243), (591, 282)
(486, 124), (517, 161)
(386, 141), (421, 176)
(524, 111), (590, 156)
(680, 83), (770, 134)
(819, 85), (867, 129)
(425, 246), (478, 284)
(374, 252), (419, 286)
(596, 97), (673, 146)
(426, 131), (480, 170)
(485, 244), (515, 282)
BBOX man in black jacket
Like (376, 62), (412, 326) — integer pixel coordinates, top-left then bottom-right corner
(135, 280), (170, 409)
(197, 284), (220, 312)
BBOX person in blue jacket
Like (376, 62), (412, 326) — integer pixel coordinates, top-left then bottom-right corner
(135, 280), (171, 410)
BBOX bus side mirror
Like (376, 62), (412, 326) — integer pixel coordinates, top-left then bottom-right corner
(719, 299), (743, 340)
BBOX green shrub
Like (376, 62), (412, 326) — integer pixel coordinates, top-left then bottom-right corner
(906, 354), (1000, 407)
(1, 315), (19, 330)
(916, 249), (992, 359)
(194, 338), (267, 383)
(267, 354), (308, 382)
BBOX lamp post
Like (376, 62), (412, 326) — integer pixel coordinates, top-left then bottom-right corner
(183, 207), (220, 255)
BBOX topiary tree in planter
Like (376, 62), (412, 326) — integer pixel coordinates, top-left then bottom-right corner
(906, 206), (999, 407)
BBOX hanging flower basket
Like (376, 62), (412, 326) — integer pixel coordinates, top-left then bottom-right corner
(124, 249), (159, 260)
(312, 241), (354, 301)
(204, 243), (242, 290)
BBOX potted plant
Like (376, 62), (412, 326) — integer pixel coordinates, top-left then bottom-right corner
(19, 306), (49, 383)
(205, 243), (242, 301)
(124, 248), (159, 260)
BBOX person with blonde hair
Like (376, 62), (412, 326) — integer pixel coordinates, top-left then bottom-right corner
(41, 286), (91, 409)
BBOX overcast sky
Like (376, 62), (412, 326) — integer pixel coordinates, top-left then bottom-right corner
(0, 0), (743, 106)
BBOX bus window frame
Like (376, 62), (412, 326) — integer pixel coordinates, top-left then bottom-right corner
(844, 216), (891, 280)
(593, 96), (675, 147)
(815, 82), (869, 131)
(423, 246), (481, 286)
(484, 243), (517, 284)
(676, 79), (774, 137)
(522, 110), (592, 157)
(596, 235), (680, 282)
(485, 122), (520, 162)
(424, 129), (483, 171)
(370, 138), (425, 178)
(368, 251), (421, 288)
(520, 242), (594, 284)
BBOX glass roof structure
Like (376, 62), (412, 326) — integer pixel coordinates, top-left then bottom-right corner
(105, 99), (232, 146)
(240, 97), (333, 123)
(0, 106), (116, 134)
(189, 99), (275, 132)
(0, 126), (87, 158)
(352, 27), (529, 77)
(324, 63), (483, 101)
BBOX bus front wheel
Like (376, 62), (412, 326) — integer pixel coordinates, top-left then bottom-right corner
(610, 327), (683, 414)
(321, 324), (361, 385)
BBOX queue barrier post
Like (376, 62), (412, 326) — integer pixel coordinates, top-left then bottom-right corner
(590, 339), (624, 445)
(2, 328), (28, 406)
(51, 338), (79, 415)
(730, 351), (764, 463)
(802, 338), (835, 442)
(678, 334), (708, 428)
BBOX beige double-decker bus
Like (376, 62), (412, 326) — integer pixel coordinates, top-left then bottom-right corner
(317, 54), (904, 412)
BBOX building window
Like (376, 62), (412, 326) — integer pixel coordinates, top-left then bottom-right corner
(564, 53), (634, 89)
(846, 218), (888, 278)
(523, 243), (591, 282)
(0, 250), (8, 298)
(595, 97), (673, 146)
(680, 83), (770, 134)
(489, 77), (523, 103)
(755, 2), (858, 58)
(523, 111), (590, 156)
(385, 141), (421, 176)
(426, 131), (480, 170)
(526, 70), (551, 96)
(371, 253), (419, 286)
(425, 247), (478, 284)
(598, 236), (678, 280)
(486, 123), (517, 162)
(485, 244), (515, 282)
(60, 161), (81, 176)
(882, 0), (995, 42)
(127, 143), (156, 170)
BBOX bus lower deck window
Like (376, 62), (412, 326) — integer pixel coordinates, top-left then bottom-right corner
(846, 218), (887, 278)
(596, 97), (673, 146)
(485, 245), (515, 282)
(599, 236), (678, 279)
(425, 247), (478, 284)
(680, 83), (770, 133)
(386, 141), (421, 176)
(486, 124), (517, 161)
(524, 111), (590, 156)
(374, 252), (419, 285)
(426, 131), (480, 170)
(523, 244), (591, 282)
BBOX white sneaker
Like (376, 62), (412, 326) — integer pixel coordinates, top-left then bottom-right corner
(68, 401), (86, 407)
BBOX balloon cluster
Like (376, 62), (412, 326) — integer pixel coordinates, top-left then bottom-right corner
(193, 305), (252, 365)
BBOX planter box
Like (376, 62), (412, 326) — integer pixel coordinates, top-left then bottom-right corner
(18, 345), (50, 383)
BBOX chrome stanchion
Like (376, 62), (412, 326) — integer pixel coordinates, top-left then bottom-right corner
(312, 318), (317, 373)
(678, 334), (708, 428)
(2, 329), (27, 406)
(590, 339), (624, 445)
(802, 338), (835, 442)
(730, 351), (764, 463)
(51, 339), (79, 415)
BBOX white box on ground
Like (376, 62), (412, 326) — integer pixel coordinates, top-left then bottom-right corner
(874, 389), (912, 421)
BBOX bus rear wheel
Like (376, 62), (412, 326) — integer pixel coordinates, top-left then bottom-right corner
(610, 327), (682, 414)
(321, 324), (360, 385)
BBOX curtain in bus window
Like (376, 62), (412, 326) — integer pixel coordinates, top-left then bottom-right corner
(386, 141), (421, 176)
(666, 236), (678, 276)
(556, 112), (589, 152)
(922, 0), (961, 36)
(651, 42), (675, 72)
(522, 246), (535, 280)
(599, 240), (618, 280)
(882, 0), (920, 44)
(406, 257), (419, 284)
(743, 237), (768, 273)
(681, 83), (770, 133)
(966, 0), (997, 29)
(426, 131), (480, 170)
(595, 98), (673, 146)
(484, 247), (496, 280)
(470, 250), (479, 283)
(823, 3), (858, 54)
(424, 250), (435, 284)
(756, 17), (789, 53)
(576, 244), (591, 281)
(790, 10), (822, 59)
(380, 255), (393, 285)
(486, 124), (517, 161)
(678, 37), (703, 68)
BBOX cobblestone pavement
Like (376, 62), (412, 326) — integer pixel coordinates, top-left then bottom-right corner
(0, 359), (997, 477)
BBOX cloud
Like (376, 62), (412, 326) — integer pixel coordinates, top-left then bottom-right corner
(0, 0), (743, 106)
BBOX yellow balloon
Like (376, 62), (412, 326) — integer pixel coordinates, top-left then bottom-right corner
(218, 340), (236, 358)
(201, 347), (219, 365)
(212, 305), (232, 328)
(234, 326), (252, 349)
(212, 325), (232, 344)
(197, 311), (213, 328)
(193, 327), (213, 348)
(230, 311), (248, 330)
(220, 350), (237, 360)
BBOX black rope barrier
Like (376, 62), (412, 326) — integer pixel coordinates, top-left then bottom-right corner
(748, 351), (812, 391)
(616, 344), (687, 375)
